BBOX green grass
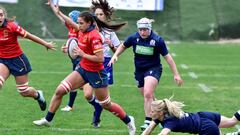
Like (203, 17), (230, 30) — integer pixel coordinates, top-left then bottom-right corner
(0, 40), (240, 135)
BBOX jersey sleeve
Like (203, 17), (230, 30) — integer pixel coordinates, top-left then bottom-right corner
(11, 22), (27, 37)
(110, 32), (121, 47)
(157, 37), (169, 56)
(91, 34), (103, 54)
(123, 35), (134, 48)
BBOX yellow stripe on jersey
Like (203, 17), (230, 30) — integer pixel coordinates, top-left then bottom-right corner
(93, 49), (103, 54)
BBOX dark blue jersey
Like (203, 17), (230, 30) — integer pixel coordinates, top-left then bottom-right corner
(123, 31), (168, 71)
(156, 113), (201, 134)
(155, 112), (221, 134)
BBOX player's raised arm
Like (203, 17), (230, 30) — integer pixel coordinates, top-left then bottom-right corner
(50, 3), (79, 31)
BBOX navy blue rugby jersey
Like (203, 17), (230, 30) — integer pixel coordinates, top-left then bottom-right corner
(123, 31), (168, 71)
(155, 112), (201, 134)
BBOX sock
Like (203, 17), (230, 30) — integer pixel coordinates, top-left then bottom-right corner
(106, 102), (126, 120)
(88, 95), (103, 122)
(45, 111), (55, 122)
(68, 91), (77, 107)
(122, 115), (131, 124)
(234, 110), (240, 121)
(144, 117), (152, 125)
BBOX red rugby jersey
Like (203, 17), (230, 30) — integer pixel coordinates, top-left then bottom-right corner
(78, 29), (104, 72)
(65, 23), (78, 38)
(0, 20), (27, 58)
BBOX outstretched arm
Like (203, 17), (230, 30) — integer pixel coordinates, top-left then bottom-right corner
(25, 32), (56, 51)
(158, 128), (171, 135)
(164, 54), (183, 86)
(141, 121), (157, 135)
(108, 44), (126, 66)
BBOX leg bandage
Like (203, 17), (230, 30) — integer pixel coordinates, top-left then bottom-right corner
(16, 82), (30, 93)
(99, 96), (111, 106)
(60, 80), (72, 93)
(0, 76), (5, 88)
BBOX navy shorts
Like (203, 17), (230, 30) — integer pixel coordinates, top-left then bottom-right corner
(134, 65), (162, 88)
(104, 57), (113, 85)
(76, 66), (108, 88)
(198, 112), (221, 135)
(0, 54), (32, 76)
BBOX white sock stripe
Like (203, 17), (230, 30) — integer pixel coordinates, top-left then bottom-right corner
(60, 80), (73, 93)
(16, 82), (29, 87)
(60, 83), (70, 93)
(99, 96), (111, 105)
(144, 120), (151, 124)
(16, 82), (29, 91)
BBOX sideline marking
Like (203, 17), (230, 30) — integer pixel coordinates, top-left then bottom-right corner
(198, 83), (212, 92)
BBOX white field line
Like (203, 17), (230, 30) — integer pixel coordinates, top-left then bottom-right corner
(171, 53), (176, 57)
(180, 64), (189, 69)
(198, 83), (212, 92)
(31, 71), (240, 78)
(188, 72), (198, 79)
(117, 84), (240, 90)
(0, 127), (131, 133)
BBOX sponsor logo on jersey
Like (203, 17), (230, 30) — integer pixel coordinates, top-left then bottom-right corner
(135, 45), (154, 55)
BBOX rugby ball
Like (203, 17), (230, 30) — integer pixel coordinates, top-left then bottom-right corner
(66, 38), (79, 59)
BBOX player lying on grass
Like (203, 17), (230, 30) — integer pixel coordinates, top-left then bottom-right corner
(141, 97), (240, 135)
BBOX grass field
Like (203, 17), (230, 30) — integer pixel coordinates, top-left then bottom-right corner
(0, 40), (240, 135)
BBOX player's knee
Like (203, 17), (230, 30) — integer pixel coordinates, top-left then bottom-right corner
(99, 96), (111, 109)
(58, 80), (72, 95)
(0, 76), (5, 89)
(144, 91), (154, 99)
(16, 82), (32, 97)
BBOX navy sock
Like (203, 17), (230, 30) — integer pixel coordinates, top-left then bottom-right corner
(88, 96), (103, 122)
(88, 96), (102, 111)
(122, 115), (131, 124)
(234, 111), (240, 121)
(68, 91), (77, 107)
(45, 111), (55, 122)
(145, 117), (152, 121)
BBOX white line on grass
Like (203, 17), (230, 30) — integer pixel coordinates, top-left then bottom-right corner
(171, 53), (176, 57)
(180, 64), (189, 69)
(0, 127), (131, 133)
(31, 71), (240, 78)
(188, 72), (198, 79)
(198, 83), (212, 92)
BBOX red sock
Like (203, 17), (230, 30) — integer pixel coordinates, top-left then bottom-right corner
(107, 102), (126, 119)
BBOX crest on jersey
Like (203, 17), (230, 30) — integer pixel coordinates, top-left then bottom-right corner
(136, 38), (139, 42)
(150, 39), (156, 46)
(3, 30), (8, 37)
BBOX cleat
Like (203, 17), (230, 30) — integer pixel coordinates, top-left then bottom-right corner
(92, 121), (100, 128)
(37, 90), (47, 111)
(127, 116), (136, 135)
(61, 105), (73, 112)
(33, 118), (50, 127)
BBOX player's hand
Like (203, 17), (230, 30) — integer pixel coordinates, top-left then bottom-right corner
(61, 44), (68, 53)
(73, 46), (85, 57)
(108, 55), (118, 67)
(46, 41), (56, 51)
(174, 74), (183, 86)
